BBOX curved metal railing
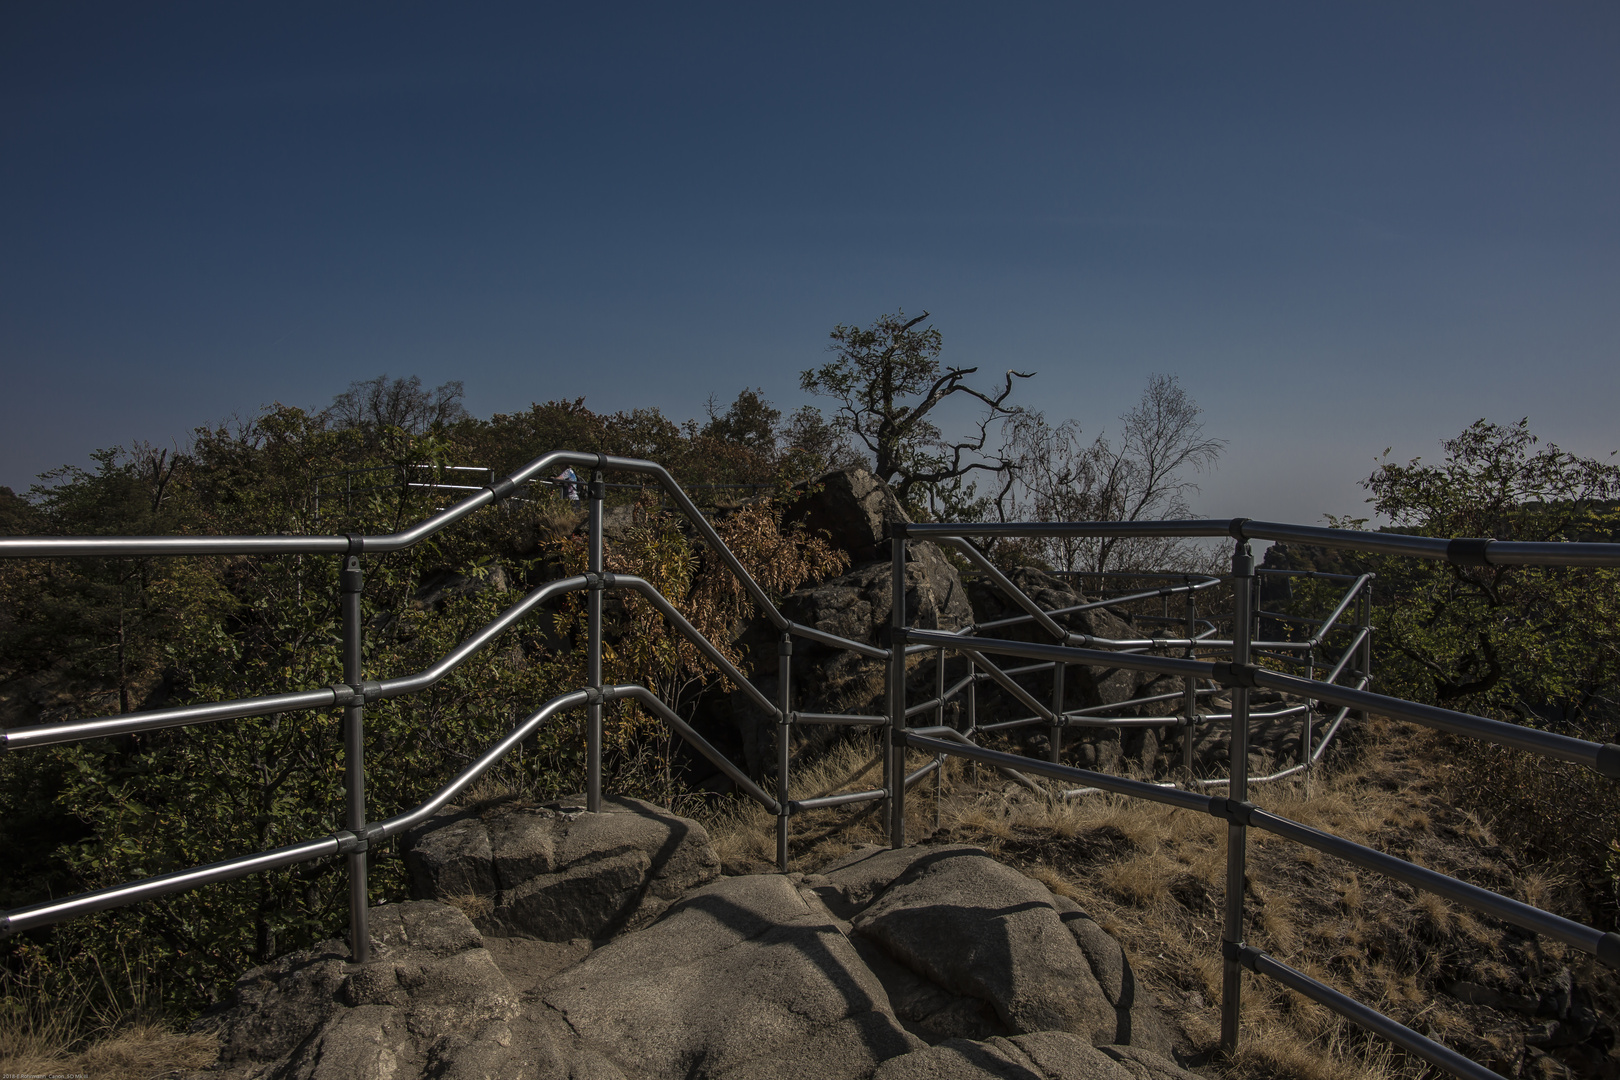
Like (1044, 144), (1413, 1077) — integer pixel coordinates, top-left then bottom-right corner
(885, 519), (1620, 1080)
(6, 456), (1618, 1079)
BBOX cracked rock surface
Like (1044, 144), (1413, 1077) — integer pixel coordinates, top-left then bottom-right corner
(191, 807), (1198, 1080)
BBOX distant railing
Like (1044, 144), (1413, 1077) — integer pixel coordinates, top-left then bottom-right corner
(4, 466), (1619, 1079)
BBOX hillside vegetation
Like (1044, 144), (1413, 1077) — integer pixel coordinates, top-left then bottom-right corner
(2, 364), (1617, 1078)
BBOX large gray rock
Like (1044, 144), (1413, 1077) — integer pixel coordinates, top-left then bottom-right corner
(872, 1031), (1199, 1080)
(541, 873), (925, 1080)
(192, 823), (1184, 1080)
(402, 795), (720, 941)
(194, 900), (567, 1080)
(782, 467), (910, 565)
(815, 845), (1174, 1057)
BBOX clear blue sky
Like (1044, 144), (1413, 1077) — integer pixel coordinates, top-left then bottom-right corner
(3, 2), (1616, 525)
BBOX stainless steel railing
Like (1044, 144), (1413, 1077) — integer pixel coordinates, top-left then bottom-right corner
(7, 462), (1617, 1079)
(0, 450), (883, 962)
(886, 520), (1620, 1080)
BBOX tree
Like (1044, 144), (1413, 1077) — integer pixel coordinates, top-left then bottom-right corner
(324, 374), (469, 437)
(1321, 418), (1620, 920)
(1357, 418), (1620, 722)
(799, 310), (1031, 507)
(998, 374), (1225, 573)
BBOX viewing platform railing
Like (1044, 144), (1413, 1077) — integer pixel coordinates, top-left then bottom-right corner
(4, 455), (1619, 1080)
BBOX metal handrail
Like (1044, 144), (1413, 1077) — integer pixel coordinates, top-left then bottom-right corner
(8, 456), (1616, 1079)
(885, 521), (1620, 1080)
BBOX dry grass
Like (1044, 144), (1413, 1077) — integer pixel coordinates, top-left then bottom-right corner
(698, 716), (1620, 1079)
(0, 945), (218, 1080)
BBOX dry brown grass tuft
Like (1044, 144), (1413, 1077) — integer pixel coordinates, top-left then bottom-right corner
(1, 1022), (217, 1080)
(0, 945), (218, 1080)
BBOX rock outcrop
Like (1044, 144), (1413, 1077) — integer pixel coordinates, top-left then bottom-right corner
(194, 805), (1198, 1080)
(402, 795), (720, 941)
(708, 468), (976, 775)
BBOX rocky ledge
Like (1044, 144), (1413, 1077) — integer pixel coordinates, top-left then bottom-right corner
(189, 797), (1202, 1080)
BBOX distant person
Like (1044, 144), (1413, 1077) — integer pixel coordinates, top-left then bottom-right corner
(555, 466), (580, 504)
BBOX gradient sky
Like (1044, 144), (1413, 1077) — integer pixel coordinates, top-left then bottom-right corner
(3, 2), (1617, 526)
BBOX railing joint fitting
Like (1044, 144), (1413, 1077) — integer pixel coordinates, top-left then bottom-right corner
(779, 638), (793, 656)
(1595, 743), (1620, 781)
(484, 476), (520, 502)
(1210, 662), (1260, 689)
(583, 687), (604, 705)
(1598, 932), (1620, 969)
(331, 681), (383, 706)
(1446, 537), (1495, 567)
(1207, 798), (1257, 826)
(344, 534), (365, 555)
(1227, 518), (1250, 540)
(335, 830), (369, 855)
(584, 571), (615, 590)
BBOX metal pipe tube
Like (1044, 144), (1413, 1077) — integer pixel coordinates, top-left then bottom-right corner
(625, 689), (784, 816)
(888, 535), (907, 849)
(790, 621), (889, 660)
(915, 629), (1213, 682)
(938, 537), (1068, 641)
(913, 627), (1620, 777)
(612, 577), (780, 718)
(904, 733), (1215, 813)
(370, 690), (593, 841)
(1309, 575), (1374, 648)
(586, 472), (604, 814)
(377, 576), (589, 697)
(1303, 648), (1316, 775)
(1051, 661), (1065, 764)
(1183, 593), (1198, 773)
(906, 758), (942, 787)
(1249, 805), (1614, 958)
(1, 687), (342, 752)
(1321, 627), (1371, 686)
(1254, 667), (1620, 775)
(0, 534), (352, 558)
(777, 634), (792, 872)
(977, 715), (1049, 731)
(3, 576), (596, 755)
(1221, 542), (1255, 1052)
(793, 712), (886, 725)
(340, 554), (370, 964)
(1066, 687), (1219, 717)
(1240, 949), (1505, 1080)
(1, 834), (341, 937)
(959, 648), (1060, 725)
(905, 520), (1237, 539)
(970, 577), (1223, 634)
(905, 697), (945, 719)
(790, 788), (886, 812)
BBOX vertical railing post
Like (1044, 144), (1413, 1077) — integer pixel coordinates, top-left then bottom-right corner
(1358, 581), (1374, 696)
(586, 468), (604, 813)
(776, 632), (792, 872)
(887, 532), (907, 849)
(967, 657), (977, 734)
(1182, 592), (1198, 773)
(1303, 644), (1316, 779)
(340, 552), (370, 964)
(1221, 540), (1255, 1053)
(1050, 661), (1065, 764)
